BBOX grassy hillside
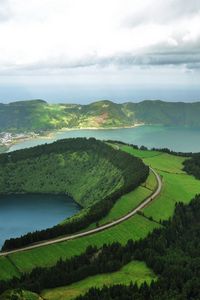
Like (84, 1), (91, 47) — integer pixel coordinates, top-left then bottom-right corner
(0, 289), (41, 300)
(0, 171), (155, 281)
(0, 138), (148, 252)
(72, 195), (200, 300)
(80, 170), (156, 232)
(0, 138), (147, 207)
(1, 144), (200, 284)
(1, 145), (200, 299)
(1, 99), (200, 132)
(0, 147), (123, 207)
(0, 257), (20, 281)
(41, 261), (156, 300)
(120, 146), (200, 222)
(0, 99), (132, 131)
(0, 216), (159, 280)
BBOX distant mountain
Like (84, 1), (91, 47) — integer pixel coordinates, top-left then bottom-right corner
(1, 99), (200, 132)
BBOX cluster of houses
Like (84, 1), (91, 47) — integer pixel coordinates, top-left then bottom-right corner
(0, 132), (38, 146)
(0, 132), (13, 146)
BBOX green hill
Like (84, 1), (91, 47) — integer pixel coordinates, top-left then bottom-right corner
(1, 99), (200, 132)
(0, 139), (123, 207)
(0, 138), (148, 251)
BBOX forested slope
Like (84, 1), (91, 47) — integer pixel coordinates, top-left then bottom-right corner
(2, 195), (200, 300)
(183, 154), (200, 179)
(0, 145), (123, 207)
(76, 194), (200, 300)
(0, 138), (148, 250)
(1, 99), (200, 132)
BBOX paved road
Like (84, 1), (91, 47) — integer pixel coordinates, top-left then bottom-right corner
(0, 167), (162, 256)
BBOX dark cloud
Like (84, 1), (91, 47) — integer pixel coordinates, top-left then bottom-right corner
(113, 51), (200, 68)
(108, 37), (200, 70)
(125, 0), (200, 27)
(64, 37), (200, 70)
(15, 48), (200, 72)
(1, 25), (200, 74)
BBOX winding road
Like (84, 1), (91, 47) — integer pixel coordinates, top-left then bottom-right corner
(0, 167), (162, 257)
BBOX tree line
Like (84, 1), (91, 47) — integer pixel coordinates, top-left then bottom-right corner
(1, 194), (200, 300)
(77, 194), (200, 300)
(183, 154), (200, 179)
(107, 139), (196, 157)
(1, 138), (148, 251)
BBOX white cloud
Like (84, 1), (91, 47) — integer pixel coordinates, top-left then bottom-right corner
(0, 0), (198, 101)
(0, 0), (12, 21)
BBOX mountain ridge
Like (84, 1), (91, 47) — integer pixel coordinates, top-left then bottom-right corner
(1, 99), (200, 132)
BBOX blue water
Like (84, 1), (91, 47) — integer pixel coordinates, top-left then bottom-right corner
(0, 194), (80, 247)
(3, 125), (200, 247)
(9, 125), (200, 153)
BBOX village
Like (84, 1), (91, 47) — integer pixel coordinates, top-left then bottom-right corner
(0, 132), (39, 147)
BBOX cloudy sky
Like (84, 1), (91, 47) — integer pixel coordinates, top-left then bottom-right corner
(0, 0), (200, 103)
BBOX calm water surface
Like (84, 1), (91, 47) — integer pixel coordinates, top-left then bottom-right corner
(3, 125), (200, 247)
(0, 194), (80, 247)
(9, 125), (200, 153)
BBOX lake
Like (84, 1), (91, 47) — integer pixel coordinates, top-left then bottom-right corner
(2, 124), (200, 247)
(0, 194), (80, 248)
(9, 125), (200, 153)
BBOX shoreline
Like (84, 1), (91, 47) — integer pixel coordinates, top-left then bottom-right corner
(58, 123), (144, 132)
(2, 123), (144, 151)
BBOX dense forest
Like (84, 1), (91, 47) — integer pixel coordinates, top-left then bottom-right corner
(1, 99), (200, 132)
(0, 138), (126, 207)
(77, 195), (200, 300)
(183, 154), (200, 179)
(1, 194), (200, 300)
(0, 138), (148, 251)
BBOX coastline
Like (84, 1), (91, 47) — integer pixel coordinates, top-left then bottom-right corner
(58, 123), (144, 132)
(2, 123), (144, 152)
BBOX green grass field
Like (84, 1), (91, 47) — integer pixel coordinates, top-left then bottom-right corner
(83, 186), (153, 232)
(142, 169), (158, 191)
(121, 146), (200, 222)
(144, 153), (186, 174)
(41, 261), (156, 300)
(120, 145), (161, 158)
(1, 145), (200, 284)
(0, 257), (20, 280)
(2, 214), (159, 279)
(0, 168), (159, 280)
(98, 186), (151, 224)
(81, 169), (157, 232)
(143, 171), (200, 221)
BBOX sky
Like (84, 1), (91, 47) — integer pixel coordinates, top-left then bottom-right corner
(0, 0), (200, 103)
